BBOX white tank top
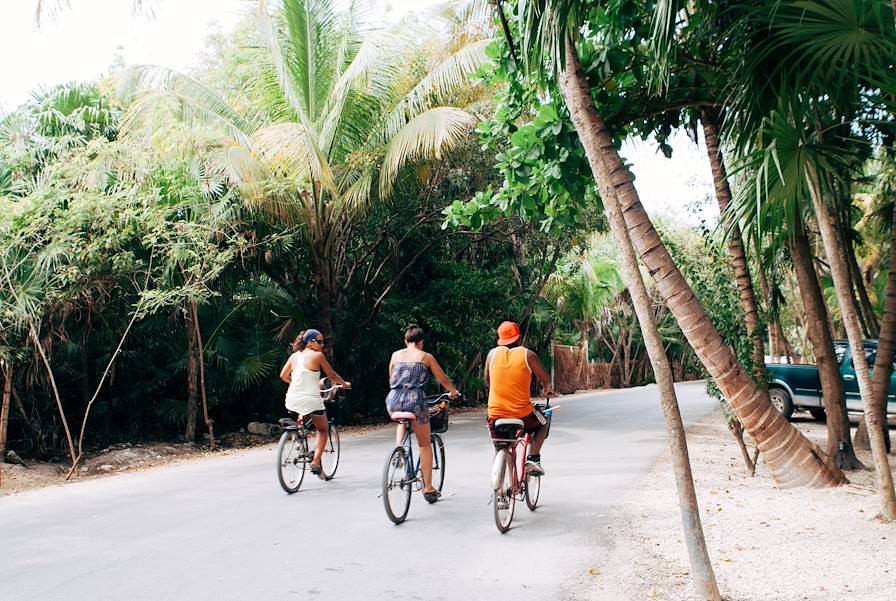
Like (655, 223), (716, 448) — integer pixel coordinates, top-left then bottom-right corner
(288, 351), (321, 400)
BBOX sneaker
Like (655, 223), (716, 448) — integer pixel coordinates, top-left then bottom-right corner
(525, 460), (545, 476)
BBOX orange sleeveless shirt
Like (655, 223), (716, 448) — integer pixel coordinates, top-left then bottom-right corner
(487, 346), (533, 419)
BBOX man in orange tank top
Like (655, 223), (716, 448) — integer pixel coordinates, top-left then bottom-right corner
(484, 321), (553, 475)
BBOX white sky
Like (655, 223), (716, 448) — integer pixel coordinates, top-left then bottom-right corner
(0, 0), (715, 226)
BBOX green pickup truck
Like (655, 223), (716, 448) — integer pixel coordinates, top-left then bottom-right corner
(766, 340), (896, 420)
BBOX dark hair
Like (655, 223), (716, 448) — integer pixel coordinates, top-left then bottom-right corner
(404, 324), (425, 344)
(291, 330), (309, 352)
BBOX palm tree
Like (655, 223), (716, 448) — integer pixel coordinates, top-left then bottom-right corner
(700, 110), (766, 380)
(723, 0), (896, 519)
(507, 0), (846, 489)
(119, 0), (489, 346)
(545, 252), (624, 384)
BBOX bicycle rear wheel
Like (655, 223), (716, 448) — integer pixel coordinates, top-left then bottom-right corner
(492, 449), (515, 533)
(431, 433), (446, 492)
(277, 430), (306, 494)
(382, 446), (412, 524)
(320, 424), (340, 480)
(525, 472), (541, 510)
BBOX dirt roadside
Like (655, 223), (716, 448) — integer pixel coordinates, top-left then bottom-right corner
(0, 405), (487, 497)
(583, 409), (895, 601)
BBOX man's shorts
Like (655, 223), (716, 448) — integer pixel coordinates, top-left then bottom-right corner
(487, 409), (547, 438)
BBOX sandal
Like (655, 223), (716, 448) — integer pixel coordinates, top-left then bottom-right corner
(423, 489), (441, 504)
(310, 463), (322, 476)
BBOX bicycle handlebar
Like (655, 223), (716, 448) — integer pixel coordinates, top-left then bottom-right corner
(426, 391), (462, 403)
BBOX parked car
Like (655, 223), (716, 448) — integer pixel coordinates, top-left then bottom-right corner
(766, 340), (896, 420)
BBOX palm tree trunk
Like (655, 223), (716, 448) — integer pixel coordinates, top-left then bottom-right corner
(560, 37), (845, 489)
(807, 167), (896, 519)
(836, 196), (879, 337)
(848, 246), (879, 337)
(867, 203), (896, 456)
(0, 359), (11, 460)
(313, 253), (335, 346)
(791, 218), (862, 469)
(757, 268), (780, 360)
(185, 308), (198, 442)
(701, 111), (765, 380)
(563, 62), (719, 597)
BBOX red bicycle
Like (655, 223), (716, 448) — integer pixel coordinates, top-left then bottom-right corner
(490, 401), (555, 533)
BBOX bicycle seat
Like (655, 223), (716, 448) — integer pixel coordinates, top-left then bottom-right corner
(278, 418), (297, 428)
(494, 418), (524, 428)
(390, 411), (418, 422)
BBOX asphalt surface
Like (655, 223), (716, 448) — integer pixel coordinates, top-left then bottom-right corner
(0, 382), (717, 601)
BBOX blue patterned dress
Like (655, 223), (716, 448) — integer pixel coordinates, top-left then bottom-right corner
(385, 361), (430, 424)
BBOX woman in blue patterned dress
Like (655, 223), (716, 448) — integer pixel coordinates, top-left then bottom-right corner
(386, 324), (458, 502)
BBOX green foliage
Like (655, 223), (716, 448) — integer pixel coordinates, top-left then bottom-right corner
(443, 36), (600, 235)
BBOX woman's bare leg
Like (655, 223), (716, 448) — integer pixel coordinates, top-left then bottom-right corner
(413, 422), (436, 492)
(310, 414), (329, 467)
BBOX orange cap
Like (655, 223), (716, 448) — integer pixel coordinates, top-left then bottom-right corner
(496, 321), (521, 346)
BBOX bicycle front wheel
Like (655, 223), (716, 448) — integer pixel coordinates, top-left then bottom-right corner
(382, 446), (412, 524)
(277, 430), (307, 494)
(492, 449), (515, 533)
(320, 425), (340, 480)
(431, 433), (446, 492)
(525, 472), (541, 510)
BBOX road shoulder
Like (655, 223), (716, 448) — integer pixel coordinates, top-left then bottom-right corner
(580, 408), (895, 601)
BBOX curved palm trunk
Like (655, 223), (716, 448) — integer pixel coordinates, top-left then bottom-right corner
(560, 38), (845, 489)
(868, 203), (896, 456)
(791, 219), (862, 469)
(807, 168), (896, 519)
(701, 112), (765, 380)
(563, 56), (720, 598)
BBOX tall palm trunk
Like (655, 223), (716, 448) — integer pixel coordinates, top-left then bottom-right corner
(312, 251), (335, 346)
(791, 218), (862, 469)
(562, 50), (720, 599)
(867, 202), (896, 455)
(701, 111), (765, 379)
(807, 168), (896, 519)
(0, 359), (11, 460)
(560, 37), (845, 489)
(757, 268), (783, 361)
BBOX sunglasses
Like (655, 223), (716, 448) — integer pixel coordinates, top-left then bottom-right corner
(312, 338), (325, 345)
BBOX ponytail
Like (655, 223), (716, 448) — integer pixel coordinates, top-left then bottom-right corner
(292, 330), (308, 352)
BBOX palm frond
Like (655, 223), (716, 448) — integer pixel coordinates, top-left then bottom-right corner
(378, 107), (476, 199)
(116, 66), (259, 147)
(379, 39), (491, 144)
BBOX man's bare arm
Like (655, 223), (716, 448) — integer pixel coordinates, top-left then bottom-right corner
(527, 350), (553, 397)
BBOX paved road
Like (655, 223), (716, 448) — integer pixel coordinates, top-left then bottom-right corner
(0, 382), (717, 601)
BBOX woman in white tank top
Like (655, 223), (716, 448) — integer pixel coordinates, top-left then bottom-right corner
(279, 329), (351, 476)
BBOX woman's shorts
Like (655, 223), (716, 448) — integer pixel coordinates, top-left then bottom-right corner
(386, 390), (428, 425)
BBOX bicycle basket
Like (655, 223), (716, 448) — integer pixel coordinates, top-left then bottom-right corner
(534, 404), (552, 438)
(429, 403), (449, 434)
(325, 396), (344, 425)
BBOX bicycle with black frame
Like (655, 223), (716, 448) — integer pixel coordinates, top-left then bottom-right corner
(381, 392), (458, 524)
(276, 383), (344, 494)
